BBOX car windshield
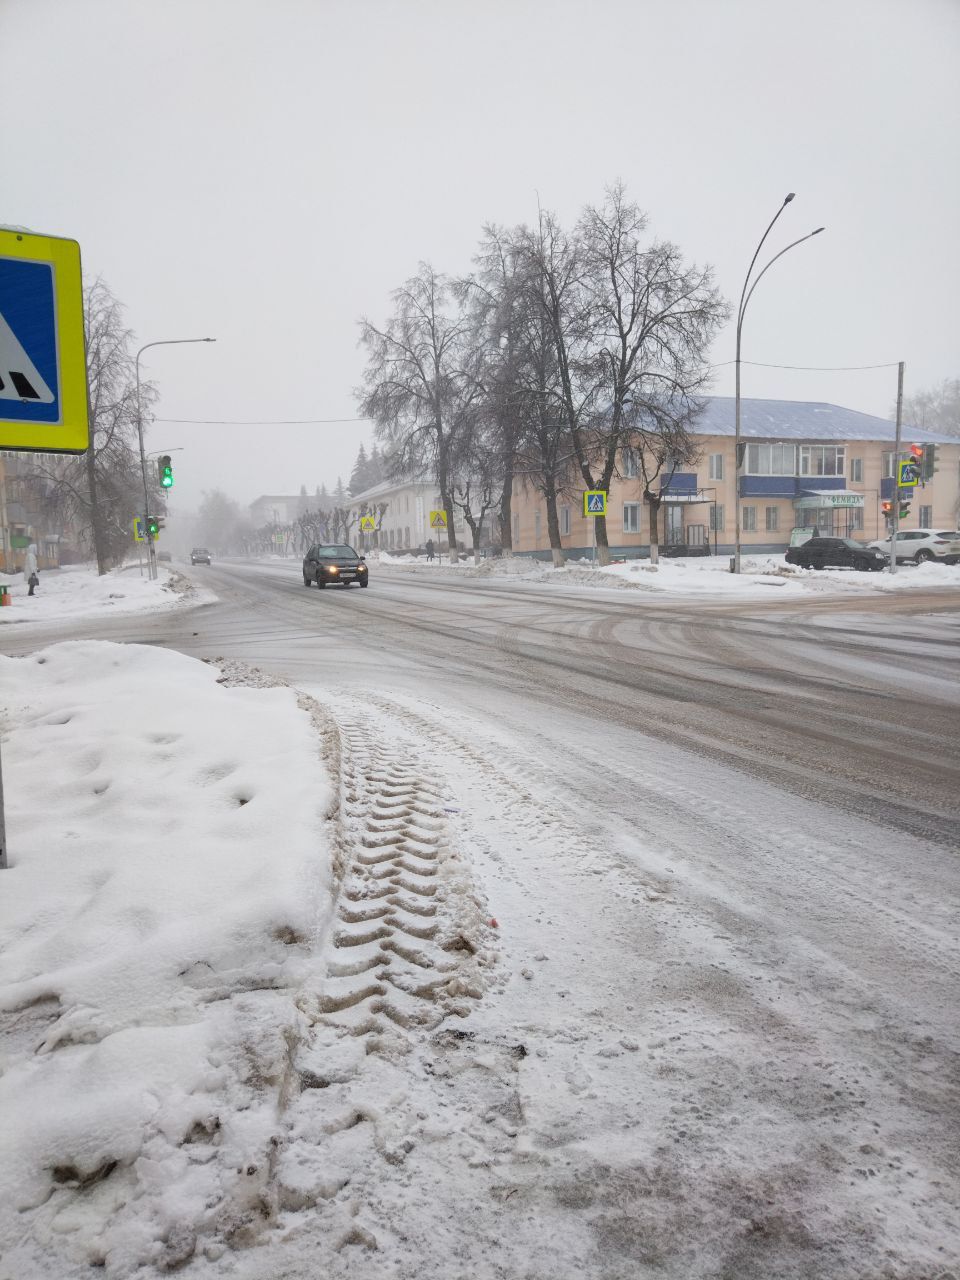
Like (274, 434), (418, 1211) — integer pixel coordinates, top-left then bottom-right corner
(842, 540), (869, 549)
(315, 545), (357, 557)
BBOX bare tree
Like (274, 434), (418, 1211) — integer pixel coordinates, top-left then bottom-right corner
(23, 279), (152, 572)
(358, 265), (484, 563)
(525, 187), (727, 564)
(899, 378), (960, 437)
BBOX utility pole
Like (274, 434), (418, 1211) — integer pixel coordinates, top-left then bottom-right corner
(889, 361), (904, 575)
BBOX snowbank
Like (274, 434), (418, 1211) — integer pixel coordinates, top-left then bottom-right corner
(0, 642), (333, 1275)
(0, 563), (215, 626)
(377, 550), (960, 597)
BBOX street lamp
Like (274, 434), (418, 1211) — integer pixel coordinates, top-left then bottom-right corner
(135, 339), (215, 579)
(733, 196), (824, 573)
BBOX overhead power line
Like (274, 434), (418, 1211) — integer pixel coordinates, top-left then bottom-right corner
(712, 359), (900, 372)
(152, 416), (372, 425)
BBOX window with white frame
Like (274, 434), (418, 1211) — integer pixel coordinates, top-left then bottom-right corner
(622, 447), (639, 478)
(623, 502), (640, 533)
(919, 504), (932, 526)
(742, 506), (757, 532)
(512, 512), (520, 544)
(800, 445), (845, 477)
(709, 504), (725, 532)
(850, 507), (864, 530)
(849, 457), (863, 483)
(765, 506), (779, 532)
(709, 453), (724, 480)
(559, 505), (571, 536)
(881, 451), (896, 479)
(745, 443), (797, 475)
(534, 510), (542, 541)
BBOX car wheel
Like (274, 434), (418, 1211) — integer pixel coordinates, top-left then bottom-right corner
(915, 549), (933, 564)
(359, 578), (368, 588)
(315, 573), (326, 589)
(854, 558), (871, 572)
(303, 576), (312, 587)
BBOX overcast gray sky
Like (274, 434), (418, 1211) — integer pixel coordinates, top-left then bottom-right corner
(3, 0), (959, 515)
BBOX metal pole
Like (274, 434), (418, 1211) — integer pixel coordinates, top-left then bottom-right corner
(733, 194), (824, 573)
(889, 361), (904, 574)
(0, 736), (7, 869)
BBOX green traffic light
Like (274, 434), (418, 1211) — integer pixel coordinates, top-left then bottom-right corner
(158, 455), (174, 488)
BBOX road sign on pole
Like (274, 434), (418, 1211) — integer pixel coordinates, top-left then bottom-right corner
(360, 515), (376, 531)
(897, 459), (920, 488)
(583, 490), (607, 516)
(429, 510), (448, 529)
(133, 516), (146, 543)
(0, 228), (89, 453)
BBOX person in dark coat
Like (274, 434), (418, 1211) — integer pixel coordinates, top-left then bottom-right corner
(425, 539), (435, 561)
(27, 571), (39, 596)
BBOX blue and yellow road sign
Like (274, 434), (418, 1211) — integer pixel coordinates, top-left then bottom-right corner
(583, 490), (607, 516)
(0, 228), (89, 452)
(897, 459), (920, 488)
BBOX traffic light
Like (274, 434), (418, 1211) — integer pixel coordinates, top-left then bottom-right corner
(146, 516), (160, 539)
(909, 442), (924, 461)
(158, 455), (174, 488)
(881, 500), (893, 517)
(922, 443), (938, 483)
(899, 502), (911, 520)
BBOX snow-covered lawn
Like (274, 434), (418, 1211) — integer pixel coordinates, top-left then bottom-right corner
(377, 549), (960, 597)
(0, 563), (215, 626)
(0, 643), (333, 1274)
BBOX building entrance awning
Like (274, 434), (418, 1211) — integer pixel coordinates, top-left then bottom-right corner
(794, 489), (864, 509)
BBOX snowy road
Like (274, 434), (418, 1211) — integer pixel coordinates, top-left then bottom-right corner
(6, 559), (960, 1278)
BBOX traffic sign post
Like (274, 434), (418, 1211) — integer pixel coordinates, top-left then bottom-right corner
(0, 229), (89, 453)
(897, 459), (920, 488)
(583, 491), (607, 565)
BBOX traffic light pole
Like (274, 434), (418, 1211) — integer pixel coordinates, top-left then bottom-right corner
(889, 361), (904, 575)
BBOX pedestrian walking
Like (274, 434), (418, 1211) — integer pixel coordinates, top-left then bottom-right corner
(425, 538), (435, 562)
(27, 571), (39, 596)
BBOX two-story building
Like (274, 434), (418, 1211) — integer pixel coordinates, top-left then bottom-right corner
(510, 397), (960, 558)
(348, 477), (469, 553)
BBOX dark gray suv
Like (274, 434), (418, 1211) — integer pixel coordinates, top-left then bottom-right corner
(302, 544), (369, 588)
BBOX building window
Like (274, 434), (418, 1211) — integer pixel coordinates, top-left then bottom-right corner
(850, 508), (864, 530)
(709, 453), (724, 480)
(534, 510), (542, 542)
(881, 452), (896, 479)
(709, 504), (725, 532)
(745, 443), (797, 475)
(512, 513), (520, 545)
(742, 506), (757, 531)
(765, 506), (779, 532)
(559, 505), (571, 536)
(622, 447), (639, 478)
(623, 502), (640, 533)
(405, 526), (410, 546)
(919, 505), (932, 526)
(850, 458), (863, 483)
(799, 446), (845, 477)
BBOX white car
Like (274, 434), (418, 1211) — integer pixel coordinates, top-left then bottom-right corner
(867, 529), (960, 565)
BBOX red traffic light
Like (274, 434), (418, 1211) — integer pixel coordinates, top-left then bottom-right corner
(909, 443), (924, 459)
(881, 500), (893, 514)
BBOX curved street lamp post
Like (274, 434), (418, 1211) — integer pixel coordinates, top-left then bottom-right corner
(734, 196), (824, 573)
(135, 339), (215, 579)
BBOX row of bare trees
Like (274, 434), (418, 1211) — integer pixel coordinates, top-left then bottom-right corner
(357, 184), (729, 566)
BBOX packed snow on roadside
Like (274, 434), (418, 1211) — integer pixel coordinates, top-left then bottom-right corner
(0, 563), (216, 626)
(0, 642), (333, 1276)
(376, 549), (960, 596)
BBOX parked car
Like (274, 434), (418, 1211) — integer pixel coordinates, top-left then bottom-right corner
(867, 529), (960, 565)
(191, 548), (212, 565)
(157, 550), (172, 563)
(302, 543), (369, 588)
(784, 537), (887, 572)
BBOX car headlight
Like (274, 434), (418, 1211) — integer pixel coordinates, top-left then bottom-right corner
(359, 564), (367, 572)
(329, 566), (339, 574)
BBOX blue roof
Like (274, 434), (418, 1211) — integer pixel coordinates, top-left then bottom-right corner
(694, 397), (956, 444)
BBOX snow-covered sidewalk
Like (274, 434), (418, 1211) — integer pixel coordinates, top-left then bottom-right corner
(0, 643), (333, 1275)
(0, 563), (215, 626)
(376, 549), (960, 597)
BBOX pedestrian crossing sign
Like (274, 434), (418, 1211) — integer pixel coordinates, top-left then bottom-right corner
(0, 228), (89, 453)
(133, 516), (146, 543)
(429, 510), (447, 529)
(360, 515), (376, 531)
(583, 490), (607, 517)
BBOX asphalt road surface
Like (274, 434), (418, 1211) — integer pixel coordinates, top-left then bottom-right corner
(7, 559), (960, 1278)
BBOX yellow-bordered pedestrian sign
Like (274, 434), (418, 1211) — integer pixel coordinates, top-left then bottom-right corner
(583, 489), (607, 517)
(0, 228), (89, 453)
(897, 459), (920, 488)
(359, 514), (376, 531)
(429, 509), (447, 529)
(133, 516), (146, 543)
